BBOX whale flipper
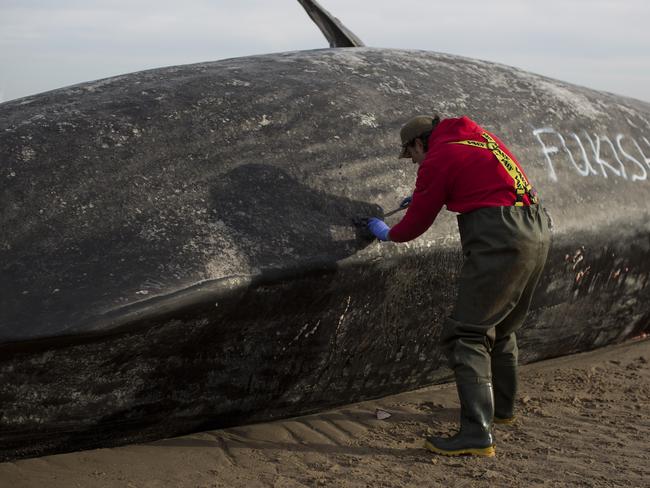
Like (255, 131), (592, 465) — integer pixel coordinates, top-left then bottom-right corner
(297, 0), (365, 47)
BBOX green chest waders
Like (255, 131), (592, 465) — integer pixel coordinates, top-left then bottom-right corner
(424, 135), (551, 457)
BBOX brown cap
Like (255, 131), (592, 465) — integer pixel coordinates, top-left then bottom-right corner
(398, 115), (440, 158)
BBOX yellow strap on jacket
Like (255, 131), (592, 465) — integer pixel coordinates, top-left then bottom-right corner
(449, 132), (537, 206)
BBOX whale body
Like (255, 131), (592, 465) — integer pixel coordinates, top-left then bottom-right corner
(1, 29), (650, 462)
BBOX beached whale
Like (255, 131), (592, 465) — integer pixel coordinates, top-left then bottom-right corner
(1, 1), (649, 461)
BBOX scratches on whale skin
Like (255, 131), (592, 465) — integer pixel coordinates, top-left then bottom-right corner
(313, 295), (353, 389)
(333, 295), (352, 348)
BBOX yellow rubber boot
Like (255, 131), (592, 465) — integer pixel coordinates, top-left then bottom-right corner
(424, 438), (496, 457)
(424, 383), (496, 457)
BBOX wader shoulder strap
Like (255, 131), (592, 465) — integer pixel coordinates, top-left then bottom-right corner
(449, 132), (538, 206)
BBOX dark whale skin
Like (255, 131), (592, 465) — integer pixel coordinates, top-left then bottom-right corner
(1, 47), (649, 460)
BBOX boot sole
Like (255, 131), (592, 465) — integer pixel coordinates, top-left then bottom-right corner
(494, 416), (515, 425)
(423, 439), (496, 457)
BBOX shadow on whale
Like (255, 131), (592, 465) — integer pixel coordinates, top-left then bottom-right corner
(1, 0), (649, 461)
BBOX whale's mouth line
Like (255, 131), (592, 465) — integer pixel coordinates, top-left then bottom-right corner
(0, 254), (374, 352)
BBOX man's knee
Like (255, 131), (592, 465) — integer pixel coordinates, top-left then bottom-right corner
(443, 318), (493, 379)
(492, 332), (518, 359)
(443, 317), (494, 352)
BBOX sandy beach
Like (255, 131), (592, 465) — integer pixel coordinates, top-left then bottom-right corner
(1, 338), (648, 488)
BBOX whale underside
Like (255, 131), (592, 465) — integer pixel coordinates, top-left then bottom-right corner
(1, 45), (650, 461)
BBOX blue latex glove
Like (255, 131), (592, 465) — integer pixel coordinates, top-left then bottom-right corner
(367, 217), (391, 241)
(400, 196), (412, 209)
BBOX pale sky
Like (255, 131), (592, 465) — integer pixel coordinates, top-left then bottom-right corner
(1, 0), (649, 103)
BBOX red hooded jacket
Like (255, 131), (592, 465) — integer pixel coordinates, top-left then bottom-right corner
(389, 116), (534, 243)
